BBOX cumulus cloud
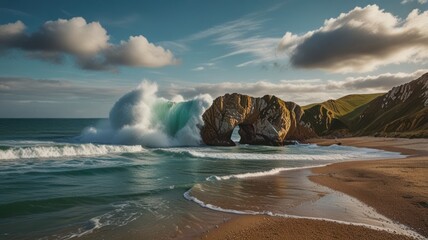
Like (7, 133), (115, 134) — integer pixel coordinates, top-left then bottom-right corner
(105, 36), (177, 68)
(29, 17), (109, 56)
(158, 69), (427, 105)
(0, 21), (25, 47)
(278, 5), (428, 73)
(0, 17), (177, 70)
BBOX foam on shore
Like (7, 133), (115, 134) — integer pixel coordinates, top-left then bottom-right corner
(183, 190), (425, 240)
(206, 165), (325, 181)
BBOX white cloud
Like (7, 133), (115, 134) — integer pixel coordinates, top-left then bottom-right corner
(34, 17), (109, 56)
(2, 70), (425, 117)
(0, 20), (25, 36)
(105, 36), (177, 68)
(159, 79), (350, 106)
(186, 17), (263, 42)
(278, 5), (428, 73)
(0, 77), (128, 102)
(0, 20), (25, 46)
(186, 16), (283, 68)
(0, 17), (177, 70)
(0, 77), (131, 117)
(342, 69), (428, 90)
(401, 0), (427, 4)
(192, 66), (204, 71)
(191, 62), (217, 71)
(158, 69), (427, 105)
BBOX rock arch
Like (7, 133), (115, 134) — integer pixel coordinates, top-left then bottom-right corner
(200, 93), (315, 146)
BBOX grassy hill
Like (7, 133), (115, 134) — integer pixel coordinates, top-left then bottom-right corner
(302, 93), (383, 116)
(300, 72), (428, 138)
(301, 93), (383, 135)
(355, 73), (428, 138)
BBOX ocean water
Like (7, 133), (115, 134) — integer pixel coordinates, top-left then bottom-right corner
(0, 118), (408, 240)
(1, 83), (419, 239)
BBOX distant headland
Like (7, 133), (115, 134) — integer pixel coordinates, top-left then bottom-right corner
(201, 73), (428, 146)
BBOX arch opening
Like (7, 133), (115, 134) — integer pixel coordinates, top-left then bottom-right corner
(230, 125), (241, 143)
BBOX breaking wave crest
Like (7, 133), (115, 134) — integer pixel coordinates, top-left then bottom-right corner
(0, 144), (146, 160)
(78, 81), (212, 147)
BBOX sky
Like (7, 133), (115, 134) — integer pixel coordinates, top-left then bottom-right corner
(0, 0), (427, 118)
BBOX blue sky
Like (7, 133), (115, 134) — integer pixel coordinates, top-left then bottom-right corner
(0, 0), (427, 117)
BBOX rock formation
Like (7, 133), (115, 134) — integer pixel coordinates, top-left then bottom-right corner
(200, 73), (428, 146)
(200, 93), (316, 146)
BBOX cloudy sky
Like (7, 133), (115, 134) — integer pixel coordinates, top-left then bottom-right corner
(0, 0), (427, 117)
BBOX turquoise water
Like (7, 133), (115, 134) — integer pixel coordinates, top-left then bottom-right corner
(0, 119), (405, 239)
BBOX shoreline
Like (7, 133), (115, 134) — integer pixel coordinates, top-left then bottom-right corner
(198, 137), (428, 239)
(308, 137), (428, 237)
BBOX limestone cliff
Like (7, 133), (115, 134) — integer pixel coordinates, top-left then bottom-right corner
(200, 93), (316, 146)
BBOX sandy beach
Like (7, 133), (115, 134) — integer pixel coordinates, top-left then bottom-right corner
(199, 137), (428, 239)
(199, 216), (414, 240)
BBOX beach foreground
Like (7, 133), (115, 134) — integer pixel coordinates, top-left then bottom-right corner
(199, 216), (413, 240)
(199, 137), (428, 239)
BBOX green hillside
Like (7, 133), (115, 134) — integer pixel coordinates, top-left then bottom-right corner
(355, 73), (428, 137)
(302, 93), (383, 116)
(300, 73), (428, 138)
(301, 93), (384, 135)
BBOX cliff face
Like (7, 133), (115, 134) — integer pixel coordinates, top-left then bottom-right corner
(200, 93), (316, 146)
(298, 72), (428, 138)
(355, 73), (428, 137)
(301, 104), (336, 135)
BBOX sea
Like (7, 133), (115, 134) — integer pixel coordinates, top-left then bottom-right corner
(0, 83), (420, 239)
(0, 118), (414, 240)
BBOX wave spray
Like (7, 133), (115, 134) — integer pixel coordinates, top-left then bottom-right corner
(79, 81), (212, 147)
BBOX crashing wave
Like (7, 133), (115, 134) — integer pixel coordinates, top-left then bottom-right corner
(0, 144), (145, 160)
(78, 81), (212, 147)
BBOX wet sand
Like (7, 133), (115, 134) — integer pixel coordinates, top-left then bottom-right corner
(200, 137), (428, 239)
(199, 215), (413, 240)
(309, 137), (428, 237)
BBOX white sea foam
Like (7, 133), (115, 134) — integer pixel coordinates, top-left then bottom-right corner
(206, 165), (326, 181)
(191, 151), (351, 160)
(78, 81), (212, 147)
(64, 201), (142, 239)
(183, 190), (425, 240)
(160, 148), (403, 161)
(184, 189), (250, 215)
(0, 140), (57, 147)
(0, 144), (146, 160)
